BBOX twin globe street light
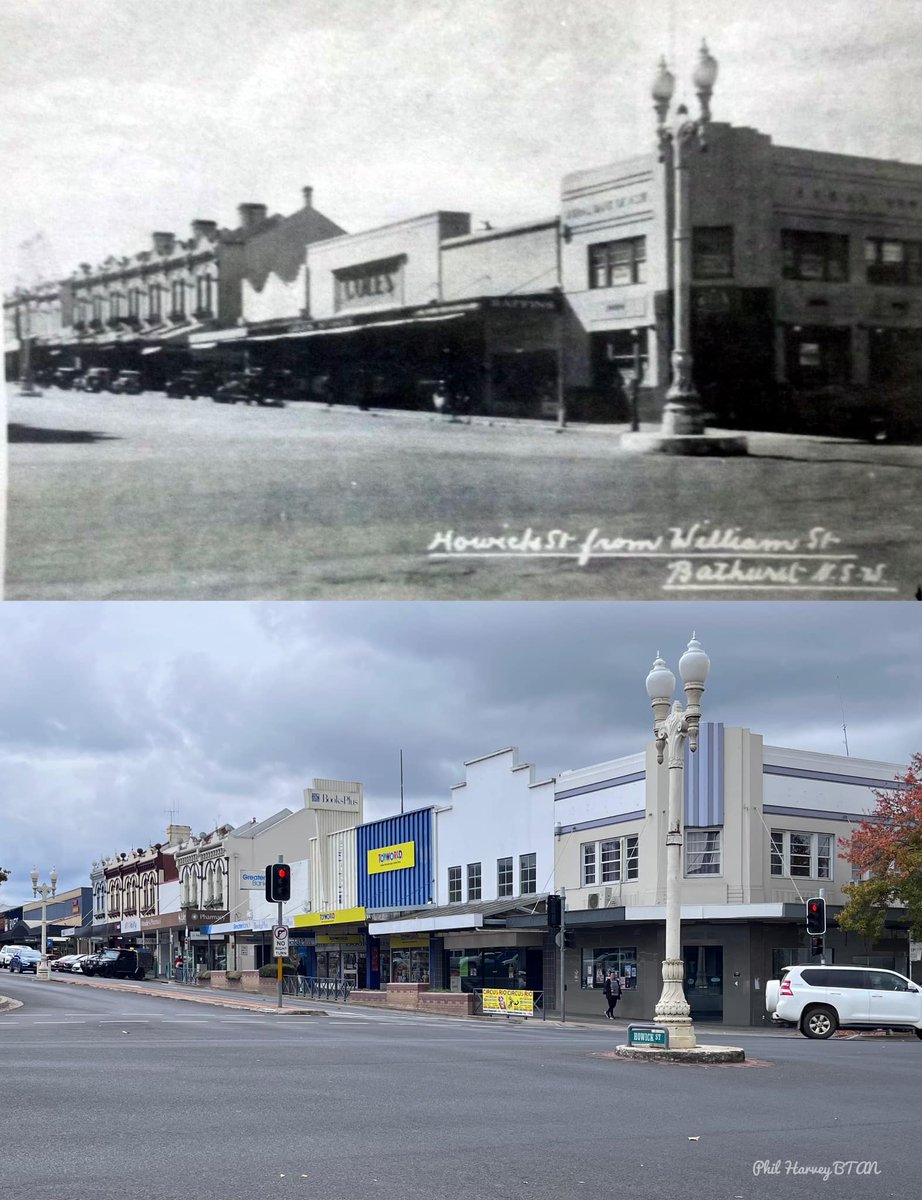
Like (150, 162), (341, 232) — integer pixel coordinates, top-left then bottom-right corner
(645, 635), (710, 1049)
(652, 41), (718, 437)
(30, 865), (58, 981)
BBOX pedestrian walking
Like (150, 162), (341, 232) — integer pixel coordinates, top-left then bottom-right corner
(603, 970), (621, 1019)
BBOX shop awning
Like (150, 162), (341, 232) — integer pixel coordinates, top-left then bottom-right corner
(249, 311), (470, 344)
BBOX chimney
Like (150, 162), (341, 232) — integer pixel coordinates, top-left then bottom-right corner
(191, 219), (218, 241)
(166, 823), (192, 845)
(152, 231), (176, 256)
(237, 203), (268, 230)
(302, 186), (314, 209)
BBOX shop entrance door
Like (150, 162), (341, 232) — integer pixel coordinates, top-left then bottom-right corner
(683, 945), (723, 1021)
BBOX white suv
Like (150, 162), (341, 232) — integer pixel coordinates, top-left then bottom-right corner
(766, 964), (922, 1039)
(0, 945), (31, 969)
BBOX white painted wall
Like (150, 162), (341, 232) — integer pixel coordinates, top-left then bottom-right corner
(434, 747), (556, 906)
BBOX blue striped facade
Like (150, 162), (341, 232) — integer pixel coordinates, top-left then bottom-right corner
(684, 721), (725, 827)
(357, 808), (434, 910)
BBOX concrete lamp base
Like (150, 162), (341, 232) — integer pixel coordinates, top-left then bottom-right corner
(615, 1043), (746, 1064)
(620, 431), (748, 456)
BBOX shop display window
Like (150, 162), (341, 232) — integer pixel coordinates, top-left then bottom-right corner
(581, 947), (637, 990)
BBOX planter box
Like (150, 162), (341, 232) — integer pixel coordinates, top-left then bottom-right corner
(385, 982), (429, 1011)
(418, 991), (473, 1017)
(210, 971), (226, 989)
(349, 989), (389, 1009)
(241, 970), (262, 994)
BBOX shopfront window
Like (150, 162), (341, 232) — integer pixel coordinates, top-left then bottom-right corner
(448, 948), (530, 993)
(390, 946), (430, 983)
(581, 947), (638, 990)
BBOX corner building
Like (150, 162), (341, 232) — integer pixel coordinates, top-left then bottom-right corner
(561, 122), (922, 432)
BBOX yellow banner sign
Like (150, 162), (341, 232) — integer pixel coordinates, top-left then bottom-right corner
(293, 906), (366, 928)
(482, 989), (534, 1016)
(367, 841), (415, 874)
(390, 932), (430, 949)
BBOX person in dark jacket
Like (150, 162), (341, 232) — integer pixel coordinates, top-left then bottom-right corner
(603, 970), (622, 1018)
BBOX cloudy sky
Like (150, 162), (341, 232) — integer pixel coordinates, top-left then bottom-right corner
(1, 0), (920, 282)
(0, 600), (919, 906)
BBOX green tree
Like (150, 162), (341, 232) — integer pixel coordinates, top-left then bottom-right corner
(838, 752), (922, 944)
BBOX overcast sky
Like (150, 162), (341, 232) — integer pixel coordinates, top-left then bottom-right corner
(0, 600), (919, 907)
(2, 0), (921, 282)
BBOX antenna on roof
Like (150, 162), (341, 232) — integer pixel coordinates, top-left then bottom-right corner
(400, 749), (405, 816)
(836, 675), (850, 757)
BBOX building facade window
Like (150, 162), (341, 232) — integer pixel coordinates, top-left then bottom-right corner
(107, 879), (122, 917)
(497, 856), (513, 898)
(141, 871), (157, 914)
(149, 284), (163, 320)
(467, 862), (482, 901)
(519, 852), (536, 895)
(195, 275), (214, 314)
(581, 835), (639, 885)
(770, 830), (832, 879)
(781, 229), (849, 282)
(693, 226), (734, 279)
(170, 280), (186, 318)
(588, 236), (647, 288)
(448, 865), (462, 903)
(685, 829), (722, 876)
(864, 237), (922, 285)
(124, 877), (138, 913)
(94, 881), (106, 919)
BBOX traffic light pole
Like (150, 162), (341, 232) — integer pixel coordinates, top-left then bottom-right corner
(819, 887), (826, 966)
(277, 854), (284, 1010)
(559, 886), (567, 1024)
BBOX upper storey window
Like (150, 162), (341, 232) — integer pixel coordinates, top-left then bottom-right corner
(865, 238), (922, 285)
(589, 237), (646, 288)
(781, 230), (849, 282)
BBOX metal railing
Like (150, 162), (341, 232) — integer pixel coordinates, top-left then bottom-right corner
(282, 975), (353, 1002)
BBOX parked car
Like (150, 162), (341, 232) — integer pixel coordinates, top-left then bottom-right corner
(110, 370), (143, 395)
(52, 367), (81, 390)
(766, 964), (922, 1039)
(51, 954), (82, 972)
(165, 370), (217, 399)
(77, 367), (113, 393)
(75, 951), (106, 976)
(213, 371), (284, 407)
(0, 944), (32, 969)
(8, 948), (43, 974)
(90, 947), (154, 981)
(70, 953), (100, 974)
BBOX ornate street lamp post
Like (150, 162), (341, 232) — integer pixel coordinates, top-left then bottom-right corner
(645, 635), (710, 1049)
(30, 865), (58, 981)
(652, 41), (719, 435)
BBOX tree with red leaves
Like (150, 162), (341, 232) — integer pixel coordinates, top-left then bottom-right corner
(838, 752), (922, 943)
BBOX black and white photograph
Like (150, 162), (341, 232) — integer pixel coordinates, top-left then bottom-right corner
(2, 0), (921, 600)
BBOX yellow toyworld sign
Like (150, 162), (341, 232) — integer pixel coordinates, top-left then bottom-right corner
(367, 840), (416, 874)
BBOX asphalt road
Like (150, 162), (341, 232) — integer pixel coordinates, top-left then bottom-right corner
(2, 972), (919, 1200)
(6, 388), (921, 599)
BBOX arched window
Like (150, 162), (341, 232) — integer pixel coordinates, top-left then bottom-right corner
(142, 871), (156, 914)
(124, 877), (137, 913)
(214, 861), (226, 906)
(108, 878), (122, 917)
(181, 866), (198, 908)
(94, 881), (106, 919)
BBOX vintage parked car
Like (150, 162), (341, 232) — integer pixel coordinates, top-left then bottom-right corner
(165, 370), (217, 399)
(213, 371), (284, 407)
(52, 367), (81, 390)
(77, 367), (113, 393)
(109, 370), (143, 395)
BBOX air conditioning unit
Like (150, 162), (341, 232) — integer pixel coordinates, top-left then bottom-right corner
(588, 887), (617, 909)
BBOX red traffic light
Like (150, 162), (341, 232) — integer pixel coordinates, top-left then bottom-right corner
(806, 897), (826, 935)
(265, 863), (292, 903)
